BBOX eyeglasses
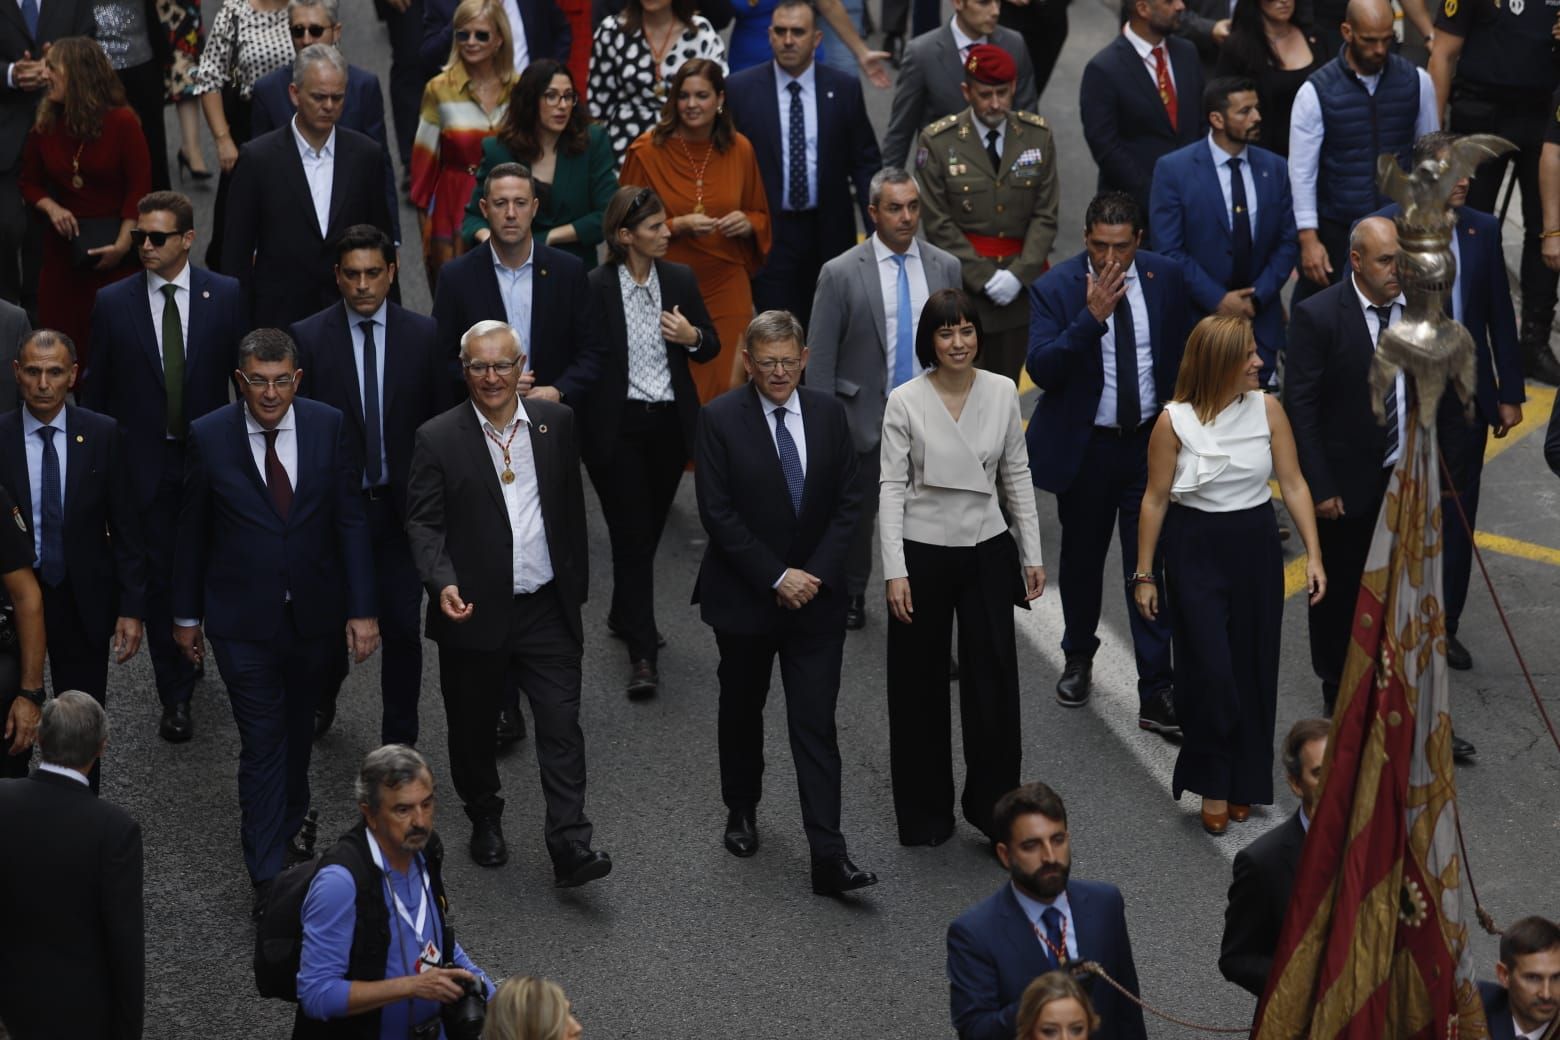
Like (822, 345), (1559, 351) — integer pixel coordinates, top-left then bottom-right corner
(542, 89), (578, 106)
(750, 357), (802, 372)
(131, 229), (180, 247)
(455, 29), (492, 42)
(289, 22), (330, 38)
(463, 360), (519, 376)
(240, 375), (297, 390)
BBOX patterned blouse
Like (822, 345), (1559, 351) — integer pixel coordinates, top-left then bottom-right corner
(588, 14), (726, 166)
(619, 262), (675, 403)
(410, 63), (510, 240)
(191, 0), (292, 99)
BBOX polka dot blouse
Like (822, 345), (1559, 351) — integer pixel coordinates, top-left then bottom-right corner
(588, 14), (727, 167)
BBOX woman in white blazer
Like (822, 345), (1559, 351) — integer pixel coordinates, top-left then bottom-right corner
(878, 288), (1045, 847)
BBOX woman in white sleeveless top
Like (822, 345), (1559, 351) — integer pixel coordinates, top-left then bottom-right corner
(1133, 316), (1326, 835)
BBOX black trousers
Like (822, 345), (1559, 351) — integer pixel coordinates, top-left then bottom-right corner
(845, 446), (879, 598)
(1308, 473), (1388, 712)
(998, 0), (1070, 102)
(1291, 217), (1350, 305)
(435, 584), (592, 864)
(378, 0), (425, 168)
(204, 89), (251, 274)
(751, 210), (825, 331)
(886, 535), (1022, 845)
(880, 0), (939, 37)
(146, 442), (198, 708)
(1438, 412), (1488, 637)
(715, 625), (847, 860)
(40, 575), (109, 790)
(1054, 424), (1172, 699)
(585, 402), (687, 664)
(116, 60), (170, 191)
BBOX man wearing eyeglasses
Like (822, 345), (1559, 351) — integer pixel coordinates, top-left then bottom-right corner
(172, 328), (380, 919)
(405, 319), (610, 886)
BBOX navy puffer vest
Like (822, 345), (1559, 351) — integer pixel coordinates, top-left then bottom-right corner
(1311, 49), (1420, 226)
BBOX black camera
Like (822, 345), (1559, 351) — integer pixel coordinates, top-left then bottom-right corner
(439, 925), (486, 1040)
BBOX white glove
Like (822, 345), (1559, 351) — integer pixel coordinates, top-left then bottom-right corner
(983, 269), (1022, 307)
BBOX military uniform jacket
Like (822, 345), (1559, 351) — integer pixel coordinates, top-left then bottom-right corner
(914, 107), (1059, 333)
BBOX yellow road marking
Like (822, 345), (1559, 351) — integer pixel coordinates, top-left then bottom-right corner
(1473, 532), (1560, 567)
(1484, 384), (1554, 465)
(1283, 555), (1310, 598)
(1018, 368), (1035, 396)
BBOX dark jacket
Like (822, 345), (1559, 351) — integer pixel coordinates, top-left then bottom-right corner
(1219, 811), (1305, 997)
(0, 0), (95, 173)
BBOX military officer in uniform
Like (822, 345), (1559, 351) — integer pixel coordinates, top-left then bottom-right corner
(914, 43), (1059, 382)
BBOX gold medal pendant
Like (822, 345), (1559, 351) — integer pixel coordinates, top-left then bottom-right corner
(70, 175), (84, 190)
(692, 201), (705, 214)
(501, 468), (516, 484)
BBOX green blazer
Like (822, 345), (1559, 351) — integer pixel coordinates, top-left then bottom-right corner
(461, 122), (618, 270)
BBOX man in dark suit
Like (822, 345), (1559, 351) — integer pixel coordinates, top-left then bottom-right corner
(222, 45), (396, 330)
(293, 225), (450, 744)
(1150, 76), (1297, 387)
(85, 190), (247, 744)
(0, 297), (28, 411)
(1218, 717), (1329, 997)
(0, 331), (144, 789)
(249, 0), (400, 243)
(420, 0), (569, 80)
(405, 319), (611, 887)
(1478, 916), (1560, 1040)
(1025, 191), (1185, 737)
(0, 692), (143, 1040)
(693, 310), (876, 897)
(1080, 0), (1205, 228)
(726, 0), (880, 328)
(948, 782), (1146, 1040)
(172, 329), (379, 914)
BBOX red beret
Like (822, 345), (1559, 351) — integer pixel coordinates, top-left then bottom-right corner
(963, 43), (1017, 85)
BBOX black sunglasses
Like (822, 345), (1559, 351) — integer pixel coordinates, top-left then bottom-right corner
(455, 29), (492, 42)
(624, 187), (655, 222)
(131, 229), (180, 247)
(289, 22), (329, 38)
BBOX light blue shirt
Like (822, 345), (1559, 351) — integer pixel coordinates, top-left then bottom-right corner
(1092, 263), (1156, 428)
(1449, 220), (1463, 326)
(774, 62), (819, 211)
(346, 301), (390, 488)
(492, 247), (534, 370)
(1010, 882), (1080, 963)
(1208, 132), (1259, 240)
(20, 407), (66, 562)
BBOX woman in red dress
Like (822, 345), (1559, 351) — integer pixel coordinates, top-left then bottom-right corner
(20, 37), (151, 375)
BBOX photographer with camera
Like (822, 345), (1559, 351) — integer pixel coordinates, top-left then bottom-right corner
(295, 745), (495, 1040)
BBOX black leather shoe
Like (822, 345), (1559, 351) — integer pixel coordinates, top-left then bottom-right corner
(1445, 634), (1472, 671)
(626, 659), (659, 700)
(495, 707), (526, 748)
(251, 878), (274, 923)
(1524, 341), (1560, 386)
(1056, 655), (1092, 707)
(1137, 689), (1181, 738)
(811, 855), (878, 896)
(160, 702), (193, 743)
(1452, 733), (1477, 763)
(844, 596), (866, 631)
(607, 616), (666, 649)
(554, 841), (612, 888)
(286, 809), (320, 863)
(313, 696), (337, 740)
(469, 816), (508, 867)
(723, 807), (758, 857)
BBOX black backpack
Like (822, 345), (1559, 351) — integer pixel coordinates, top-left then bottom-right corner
(254, 850), (353, 1001)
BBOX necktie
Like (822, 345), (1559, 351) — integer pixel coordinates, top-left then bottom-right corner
(890, 254), (916, 388)
(773, 407), (804, 514)
(36, 426), (63, 587)
(786, 81), (809, 210)
(161, 283), (186, 438)
(263, 428), (293, 520)
(1372, 304), (1399, 464)
(985, 128), (1001, 172)
(360, 320), (383, 486)
(1228, 157), (1252, 289)
(1040, 907), (1067, 970)
(1152, 45), (1178, 131)
(1113, 295), (1141, 431)
(19, 0), (37, 38)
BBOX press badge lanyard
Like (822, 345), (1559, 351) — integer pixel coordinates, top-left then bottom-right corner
(366, 832), (439, 970)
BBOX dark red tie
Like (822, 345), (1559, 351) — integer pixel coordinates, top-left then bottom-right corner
(263, 428), (292, 521)
(1152, 45), (1178, 131)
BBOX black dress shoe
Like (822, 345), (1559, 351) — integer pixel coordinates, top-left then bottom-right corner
(1452, 733), (1477, 763)
(607, 616), (666, 649)
(286, 809), (320, 863)
(1138, 689), (1181, 738)
(160, 702), (193, 743)
(251, 878), (274, 923)
(469, 816), (509, 867)
(626, 659), (659, 700)
(844, 595), (866, 631)
(1445, 634), (1473, 671)
(899, 821), (956, 847)
(1056, 655), (1092, 707)
(554, 841), (612, 887)
(495, 707), (526, 748)
(723, 807), (758, 857)
(811, 855), (878, 896)
(313, 697), (337, 739)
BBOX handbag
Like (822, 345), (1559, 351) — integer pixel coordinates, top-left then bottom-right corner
(69, 218), (123, 270)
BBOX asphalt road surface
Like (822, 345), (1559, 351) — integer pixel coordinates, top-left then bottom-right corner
(88, 0), (1560, 1034)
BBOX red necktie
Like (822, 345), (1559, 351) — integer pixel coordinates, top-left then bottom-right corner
(1152, 45), (1178, 131)
(263, 428), (293, 521)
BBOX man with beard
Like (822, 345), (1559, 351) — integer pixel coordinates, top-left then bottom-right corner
(1149, 77), (1297, 388)
(1480, 917), (1560, 1040)
(946, 782), (1146, 1040)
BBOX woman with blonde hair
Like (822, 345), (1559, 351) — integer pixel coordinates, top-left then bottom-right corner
(410, 0), (514, 285)
(1134, 315), (1325, 835)
(482, 977), (582, 1040)
(1015, 972), (1100, 1039)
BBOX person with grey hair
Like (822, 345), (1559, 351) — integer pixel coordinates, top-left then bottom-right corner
(295, 744), (497, 1036)
(173, 327), (380, 919)
(405, 319), (611, 886)
(0, 691), (145, 1039)
(692, 310), (877, 896)
(807, 169), (960, 630)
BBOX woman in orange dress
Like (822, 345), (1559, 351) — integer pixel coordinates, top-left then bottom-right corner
(619, 57), (770, 402)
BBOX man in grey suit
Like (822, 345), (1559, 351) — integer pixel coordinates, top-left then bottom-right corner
(0, 298), (28, 411)
(881, 0), (1037, 168)
(807, 169), (962, 630)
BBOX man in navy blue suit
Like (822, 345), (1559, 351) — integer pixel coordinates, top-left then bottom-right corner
(1025, 192), (1185, 736)
(726, 0), (881, 329)
(172, 329), (379, 916)
(1149, 76), (1297, 388)
(947, 782), (1146, 1040)
(84, 191), (248, 745)
(293, 225), (451, 745)
(1478, 916), (1560, 1040)
(420, 0), (569, 81)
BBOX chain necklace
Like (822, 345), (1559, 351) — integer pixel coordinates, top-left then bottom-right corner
(483, 417), (523, 484)
(70, 140), (85, 190)
(643, 18), (680, 99)
(674, 134), (715, 214)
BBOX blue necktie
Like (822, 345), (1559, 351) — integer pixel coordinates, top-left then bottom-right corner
(891, 254), (915, 388)
(19, 0), (37, 39)
(37, 426), (64, 587)
(773, 407), (804, 514)
(1372, 304), (1399, 464)
(786, 81), (808, 210)
(360, 320), (384, 486)
(1041, 906), (1066, 970)
(1113, 296), (1140, 431)
(1228, 156), (1252, 289)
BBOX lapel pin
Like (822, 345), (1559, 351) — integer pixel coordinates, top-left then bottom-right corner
(826, 90), (834, 99)
(1467, 227), (1477, 235)
(11, 507), (24, 533)
(202, 290), (211, 298)
(537, 423), (548, 434)
(1145, 270), (1156, 279)
(75, 434), (84, 443)
(539, 268), (548, 277)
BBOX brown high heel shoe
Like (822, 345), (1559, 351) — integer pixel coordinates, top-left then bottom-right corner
(1229, 803), (1251, 822)
(1201, 799), (1230, 835)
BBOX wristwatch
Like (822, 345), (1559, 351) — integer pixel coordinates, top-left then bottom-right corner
(16, 687), (44, 707)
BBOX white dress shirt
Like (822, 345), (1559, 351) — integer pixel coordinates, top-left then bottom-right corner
(1513, 1017), (1552, 1040)
(21, 406), (66, 562)
(1010, 883), (1081, 963)
(501, 0), (529, 73)
(492, 245), (534, 367)
(291, 117), (336, 237)
(347, 301), (390, 487)
(1122, 24), (1175, 93)
(1352, 275), (1409, 468)
(873, 234), (930, 393)
(146, 263), (192, 358)
(1287, 67), (1439, 231)
(949, 15), (987, 61)
(244, 403), (298, 490)
(762, 391), (808, 475)
(774, 61), (818, 211)
(474, 397), (555, 594)
(1208, 132), (1259, 238)
(37, 762), (91, 786)
(1092, 263), (1156, 428)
